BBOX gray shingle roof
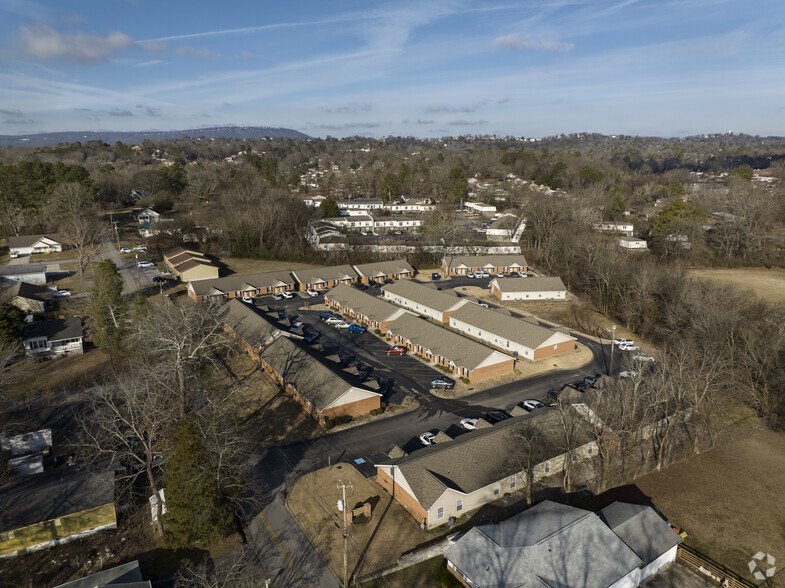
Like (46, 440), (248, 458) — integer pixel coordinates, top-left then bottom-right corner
(384, 313), (511, 371)
(449, 304), (573, 351)
(599, 502), (682, 566)
(324, 284), (413, 324)
(352, 259), (414, 279)
(216, 299), (278, 347)
(54, 560), (145, 588)
(188, 270), (294, 297)
(0, 263), (48, 277)
(0, 281), (54, 302)
(21, 317), (82, 342)
(444, 501), (643, 587)
(291, 265), (358, 286)
(382, 279), (468, 314)
(7, 234), (61, 248)
(493, 276), (566, 293)
(380, 408), (594, 510)
(444, 254), (528, 270)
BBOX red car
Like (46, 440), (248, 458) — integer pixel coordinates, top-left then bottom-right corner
(385, 345), (407, 355)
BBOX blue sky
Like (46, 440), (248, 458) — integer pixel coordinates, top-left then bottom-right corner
(0, 0), (782, 138)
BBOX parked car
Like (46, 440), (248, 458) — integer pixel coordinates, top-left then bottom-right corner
(495, 272), (504, 278)
(348, 324), (367, 333)
(613, 338), (633, 346)
(291, 321), (305, 329)
(430, 377), (455, 389)
(480, 271), (490, 278)
(479, 302), (489, 308)
(357, 284), (369, 291)
(466, 273), (475, 278)
(153, 276), (168, 284)
(119, 247), (132, 253)
(419, 432), (437, 446)
(384, 345), (407, 355)
(431, 273), (441, 280)
(485, 410), (511, 424)
(302, 332), (320, 343)
(306, 289), (320, 297)
(320, 312), (339, 321)
(325, 317), (345, 325)
(619, 370), (639, 378)
(632, 353), (656, 363)
(281, 291), (293, 299)
(133, 245), (147, 252)
(618, 343), (640, 352)
(9, 251), (19, 259)
(472, 271), (483, 278)
(510, 271), (521, 277)
(521, 399), (545, 412)
(368, 280), (380, 288)
(271, 293), (283, 301)
(584, 375), (601, 387)
(136, 260), (154, 268)
(460, 418), (479, 430)
(53, 289), (71, 298)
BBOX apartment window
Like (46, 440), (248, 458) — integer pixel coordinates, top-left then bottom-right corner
(456, 499), (463, 512)
(437, 507), (445, 520)
(510, 476), (516, 489)
(493, 483), (501, 496)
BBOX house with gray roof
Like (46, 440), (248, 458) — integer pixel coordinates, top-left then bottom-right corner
(324, 285), (414, 330)
(444, 501), (645, 587)
(187, 270), (294, 302)
(442, 254), (528, 276)
(353, 259), (414, 283)
(291, 265), (358, 291)
(0, 263), (49, 285)
(55, 560), (149, 588)
(21, 317), (83, 357)
(0, 281), (54, 313)
(448, 304), (576, 361)
(382, 279), (472, 322)
(376, 408), (598, 529)
(8, 234), (62, 257)
(216, 299), (280, 353)
(384, 313), (514, 381)
(490, 276), (567, 301)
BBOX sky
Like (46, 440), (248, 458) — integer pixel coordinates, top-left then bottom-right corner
(0, 0), (783, 139)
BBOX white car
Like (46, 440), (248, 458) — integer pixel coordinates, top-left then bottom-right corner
(281, 291), (294, 299)
(466, 273), (474, 278)
(119, 247), (132, 253)
(271, 293), (283, 301)
(324, 316), (344, 325)
(619, 370), (639, 378)
(521, 399), (545, 412)
(419, 432), (437, 446)
(613, 338), (633, 346)
(306, 289), (320, 297)
(618, 343), (640, 352)
(473, 271), (483, 278)
(479, 302), (489, 308)
(137, 260), (154, 268)
(632, 354), (655, 363)
(53, 290), (71, 298)
(480, 271), (490, 278)
(333, 321), (351, 329)
(460, 418), (479, 431)
(242, 295), (254, 304)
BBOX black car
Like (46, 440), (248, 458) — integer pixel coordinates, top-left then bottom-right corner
(152, 276), (166, 283)
(319, 311), (339, 321)
(485, 410), (512, 424)
(357, 283), (369, 290)
(301, 332), (320, 343)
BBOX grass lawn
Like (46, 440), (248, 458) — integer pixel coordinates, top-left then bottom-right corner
(50, 262), (94, 294)
(29, 250), (79, 262)
(220, 257), (324, 276)
(688, 267), (785, 304)
(360, 556), (463, 587)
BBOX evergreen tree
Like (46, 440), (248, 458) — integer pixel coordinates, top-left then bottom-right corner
(321, 197), (341, 218)
(0, 302), (24, 344)
(91, 260), (125, 353)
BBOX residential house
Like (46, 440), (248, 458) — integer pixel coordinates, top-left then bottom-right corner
(386, 198), (435, 213)
(8, 234), (62, 257)
(381, 279), (472, 322)
(324, 285), (414, 330)
(593, 222), (634, 237)
(302, 194), (325, 208)
(330, 215), (374, 230)
(163, 247), (219, 282)
(448, 304), (576, 361)
(336, 198), (384, 213)
(136, 208), (160, 224)
(442, 255), (528, 276)
(187, 270), (295, 302)
(0, 282), (54, 313)
(464, 202), (497, 216)
(377, 408), (597, 529)
(489, 276), (567, 301)
(618, 236), (648, 251)
(55, 560), (149, 588)
(129, 189), (150, 201)
(0, 469), (117, 558)
(291, 265), (358, 291)
(371, 216), (424, 231)
(383, 313), (514, 381)
(484, 213), (520, 241)
(21, 318), (83, 356)
(138, 218), (175, 238)
(444, 500), (679, 588)
(352, 259), (414, 283)
(0, 263), (49, 285)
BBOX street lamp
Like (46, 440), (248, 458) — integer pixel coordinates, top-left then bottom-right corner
(607, 324), (616, 376)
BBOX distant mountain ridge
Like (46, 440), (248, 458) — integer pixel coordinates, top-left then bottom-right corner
(0, 126), (311, 147)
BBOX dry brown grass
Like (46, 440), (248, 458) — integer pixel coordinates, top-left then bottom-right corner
(688, 267), (785, 304)
(221, 257), (325, 276)
(7, 348), (113, 401)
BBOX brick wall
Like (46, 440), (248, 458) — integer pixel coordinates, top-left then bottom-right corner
(533, 339), (576, 361)
(322, 395), (380, 420)
(377, 468), (428, 526)
(468, 358), (515, 382)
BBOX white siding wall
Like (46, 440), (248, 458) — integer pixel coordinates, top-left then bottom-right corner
(639, 545), (678, 582)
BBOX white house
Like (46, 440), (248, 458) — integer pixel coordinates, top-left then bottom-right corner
(21, 317), (83, 356)
(593, 222), (634, 236)
(464, 201), (497, 215)
(330, 215), (374, 230)
(371, 216), (424, 230)
(137, 208), (161, 224)
(489, 276), (567, 301)
(617, 236), (648, 250)
(336, 198), (384, 212)
(8, 234), (62, 257)
(0, 264), (49, 286)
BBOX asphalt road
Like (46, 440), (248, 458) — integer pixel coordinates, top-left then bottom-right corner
(100, 242), (166, 295)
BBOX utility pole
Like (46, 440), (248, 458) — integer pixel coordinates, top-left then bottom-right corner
(337, 481), (353, 588)
(609, 324), (616, 375)
(135, 254), (141, 291)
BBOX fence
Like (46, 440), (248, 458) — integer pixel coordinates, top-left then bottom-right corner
(676, 544), (755, 588)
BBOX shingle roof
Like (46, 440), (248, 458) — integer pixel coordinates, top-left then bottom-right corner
(0, 263), (48, 276)
(324, 284), (413, 324)
(188, 270), (295, 297)
(0, 281), (53, 302)
(599, 502), (682, 566)
(54, 560), (146, 588)
(384, 313), (512, 371)
(7, 234), (61, 248)
(444, 254), (528, 270)
(382, 279), (468, 314)
(21, 317), (82, 342)
(216, 299), (278, 347)
(493, 276), (566, 293)
(380, 408), (595, 510)
(291, 265), (358, 285)
(353, 259), (414, 279)
(0, 469), (114, 534)
(449, 304), (573, 351)
(444, 501), (643, 587)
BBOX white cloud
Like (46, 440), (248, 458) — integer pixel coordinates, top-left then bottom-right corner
(175, 45), (219, 59)
(18, 24), (133, 63)
(493, 33), (574, 52)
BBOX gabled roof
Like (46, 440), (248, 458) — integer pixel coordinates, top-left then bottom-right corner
(216, 299), (278, 347)
(492, 276), (566, 293)
(324, 285), (414, 324)
(382, 280), (468, 314)
(291, 265), (358, 285)
(353, 259), (414, 278)
(443, 254), (528, 270)
(380, 408), (595, 510)
(444, 501), (642, 587)
(449, 304), (574, 351)
(21, 317), (82, 342)
(0, 281), (54, 302)
(0, 263), (48, 276)
(599, 502), (682, 566)
(7, 234), (61, 248)
(187, 270), (295, 296)
(55, 560), (146, 588)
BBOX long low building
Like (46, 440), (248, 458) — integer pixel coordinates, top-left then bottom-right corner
(448, 304), (576, 361)
(442, 254), (528, 276)
(384, 313), (514, 381)
(324, 284), (414, 330)
(291, 265), (358, 291)
(163, 247), (219, 282)
(381, 279), (472, 322)
(352, 259), (414, 284)
(187, 270), (295, 302)
(489, 276), (567, 301)
(218, 300), (380, 421)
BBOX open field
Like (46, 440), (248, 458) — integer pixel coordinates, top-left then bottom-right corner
(688, 267), (785, 304)
(220, 257), (324, 276)
(629, 428), (785, 584)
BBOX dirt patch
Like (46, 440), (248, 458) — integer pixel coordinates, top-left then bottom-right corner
(288, 464), (437, 581)
(688, 267), (785, 304)
(631, 428), (785, 583)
